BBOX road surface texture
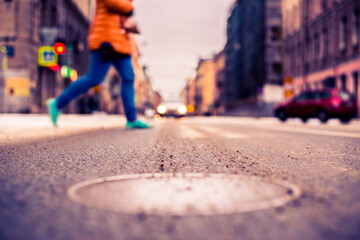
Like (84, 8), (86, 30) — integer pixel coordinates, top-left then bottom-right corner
(0, 114), (359, 240)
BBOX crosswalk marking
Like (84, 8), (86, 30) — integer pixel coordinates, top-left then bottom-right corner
(197, 126), (249, 139)
(258, 125), (360, 139)
(184, 117), (360, 139)
(179, 125), (249, 139)
(179, 125), (206, 139)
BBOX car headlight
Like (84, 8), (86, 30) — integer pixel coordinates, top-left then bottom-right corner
(157, 105), (167, 114)
(177, 105), (187, 115)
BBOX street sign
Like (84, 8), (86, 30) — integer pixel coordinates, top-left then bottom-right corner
(5, 45), (14, 57)
(1, 46), (8, 71)
(5, 77), (30, 97)
(40, 27), (58, 45)
(38, 46), (58, 67)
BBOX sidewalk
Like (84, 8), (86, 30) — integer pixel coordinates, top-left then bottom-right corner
(0, 113), (128, 144)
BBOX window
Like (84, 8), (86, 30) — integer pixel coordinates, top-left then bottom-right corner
(340, 75), (347, 91)
(352, 10), (360, 47)
(322, 29), (328, 58)
(321, 0), (327, 10)
(305, 0), (310, 20)
(314, 82), (319, 90)
(271, 26), (281, 41)
(353, 72), (359, 99)
(273, 63), (282, 74)
(319, 91), (332, 99)
(314, 33), (320, 61)
(50, 6), (57, 26)
(339, 17), (348, 51)
(41, 0), (46, 26)
(298, 42), (302, 71)
(306, 83), (311, 90)
(306, 37), (311, 69)
(295, 93), (307, 101)
(290, 47), (295, 71)
(305, 92), (316, 99)
(5, 45), (15, 57)
(323, 77), (336, 88)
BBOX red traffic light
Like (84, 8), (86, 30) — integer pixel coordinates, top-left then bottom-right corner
(54, 43), (66, 55)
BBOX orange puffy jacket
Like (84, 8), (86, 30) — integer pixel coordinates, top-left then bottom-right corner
(88, 0), (134, 55)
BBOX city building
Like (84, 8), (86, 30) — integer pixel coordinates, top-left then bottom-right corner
(213, 50), (226, 115)
(224, 0), (283, 109)
(153, 91), (162, 110)
(180, 51), (227, 116)
(181, 76), (196, 115)
(72, 0), (95, 20)
(282, 0), (360, 114)
(130, 36), (157, 114)
(0, 0), (155, 116)
(0, 0), (90, 113)
(194, 59), (216, 115)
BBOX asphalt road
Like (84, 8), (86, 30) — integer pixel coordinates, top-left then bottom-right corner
(1, 116), (360, 240)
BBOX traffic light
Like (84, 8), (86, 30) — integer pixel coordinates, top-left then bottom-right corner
(54, 42), (66, 55)
(61, 65), (71, 78)
(61, 65), (78, 81)
(70, 69), (77, 81)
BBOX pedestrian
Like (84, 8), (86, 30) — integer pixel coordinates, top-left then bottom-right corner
(47, 0), (152, 129)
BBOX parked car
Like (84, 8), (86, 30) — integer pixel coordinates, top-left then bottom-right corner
(156, 99), (187, 117)
(274, 89), (358, 123)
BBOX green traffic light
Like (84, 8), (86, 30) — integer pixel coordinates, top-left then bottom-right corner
(66, 43), (73, 51)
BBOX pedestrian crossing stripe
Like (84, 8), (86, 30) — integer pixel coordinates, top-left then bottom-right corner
(197, 125), (249, 139)
(179, 125), (249, 139)
(179, 125), (206, 139)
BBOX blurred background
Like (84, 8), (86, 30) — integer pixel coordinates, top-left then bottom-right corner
(0, 0), (359, 118)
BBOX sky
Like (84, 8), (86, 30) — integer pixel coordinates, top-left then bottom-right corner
(133, 0), (235, 98)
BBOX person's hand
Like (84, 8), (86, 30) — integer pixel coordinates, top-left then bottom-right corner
(124, 16), (140, 34)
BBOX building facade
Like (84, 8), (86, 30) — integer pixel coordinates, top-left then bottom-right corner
(213, 50), (226, 115)
(181, 76), (196, 115)
(194, 59), (216, 115)
(72, 0), (95, 19)
(283, 0), (360, 113)
(224, 0), (283, 108)
(0, 0), (90, 113)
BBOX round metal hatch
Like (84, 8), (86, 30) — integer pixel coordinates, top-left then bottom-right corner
(68, 173), (301, 216)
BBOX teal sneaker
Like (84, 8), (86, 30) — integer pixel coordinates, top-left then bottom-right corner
(47, 98), (61, 127)
(126, 119), (153, 129)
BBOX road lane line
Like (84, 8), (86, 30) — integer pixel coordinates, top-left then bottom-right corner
(197, 126), (249, 139)
(179, 125), (206, 139)
(259, 125), (360, 139)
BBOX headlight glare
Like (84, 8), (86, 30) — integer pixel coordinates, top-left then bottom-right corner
(177, 105), (187, 115)
(157, 105), (167, 114)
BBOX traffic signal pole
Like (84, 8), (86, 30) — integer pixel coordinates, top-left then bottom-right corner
(0, 46), (7, 113)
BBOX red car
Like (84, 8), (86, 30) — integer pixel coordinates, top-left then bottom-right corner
(274, 89), (358, 123)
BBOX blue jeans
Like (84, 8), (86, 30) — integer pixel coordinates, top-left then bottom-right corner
(56, 50), (137, 122)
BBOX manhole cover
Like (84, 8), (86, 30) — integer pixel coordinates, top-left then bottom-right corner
(68, 173), (301, 216)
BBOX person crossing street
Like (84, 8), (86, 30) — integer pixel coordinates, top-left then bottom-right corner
(48, 0), (152, 129)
